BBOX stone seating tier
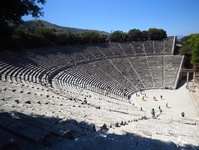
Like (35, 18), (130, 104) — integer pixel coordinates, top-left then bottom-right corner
(0, 36), (180, 98)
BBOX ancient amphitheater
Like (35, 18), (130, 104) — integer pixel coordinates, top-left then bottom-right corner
(0, 36), (199, 150)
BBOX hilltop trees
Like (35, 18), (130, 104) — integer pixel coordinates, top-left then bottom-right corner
(110, 28), (167, 42)
(188, 34), (199, 66)
(109, 31), (125, 42)
(128, 29), (143, 41)
(179, 35), (192, 55)
(141, 30), (148, 40)
(147, 28), (167, 40)
(0, 23), (168, 50)
(0, 20), (110, 50)
(179, 33), (199, 67)
(80, 32), (106, 44)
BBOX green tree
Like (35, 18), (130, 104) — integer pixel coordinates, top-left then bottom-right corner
(188, 34), (199, 66)
(82, 32), (91, 44)
(55, 30), (70, 45)
(110, 30), (124, 42)
(99, 34), (108, 43)
(179, 34), (199, 67)
(11, 24), (31, 49)
(128, 29), (142, 41)
(82, 32), (101, 44)
(179, 45), (192, 55)
(141, 30), (148, 40)
(35, 20), (45, 29)
(148, 28), (167, 40)
(179, 35), (192, 55)
(121, 32), (129, 42)
(0, 0), (46, 25)
(0, 0), (45, 50)
(191, 40), (199, 66)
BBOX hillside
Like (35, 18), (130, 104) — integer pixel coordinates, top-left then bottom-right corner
(23, 20), (109, 34)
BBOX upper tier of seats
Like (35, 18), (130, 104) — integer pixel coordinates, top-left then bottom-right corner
(0, 36), (175, 66)
(0, 36), (182, 99)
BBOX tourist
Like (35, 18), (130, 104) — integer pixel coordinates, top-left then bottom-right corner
(142, 96), (144, 101)
(151, 108), (155, 118)
(159, 106), (162, 113)
(153, 96), (156, 101)
(181, 112), (185, 117)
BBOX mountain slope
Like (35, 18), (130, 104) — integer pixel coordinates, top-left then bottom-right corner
(23, 20), (109, 34)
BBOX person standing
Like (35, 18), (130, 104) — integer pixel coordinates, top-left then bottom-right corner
(166, 103), (168, 108)
(151, 108), (155, 118)
(159, 106), (162, 113)
(142, 96), (144, 101)
(181, 112), (185, 117)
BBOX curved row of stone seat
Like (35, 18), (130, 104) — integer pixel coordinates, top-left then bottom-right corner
(127, 57), (152, 89)
(0, 54), (73, 89)
(118, 42), (133, 55)
(42, 38), (172, 95)
(0, 37), (175, 71)
(55, 70), (125, 100)
(53, 68), (125, 101)
(68, 62), (129, 96)
(0, 61), (49, 87)
(164, 36), (175, 54)
(17, 37), (175, 89)
(25, 37), (175, 68)
(53, 55), (183, 98)
(0, 52), (183, 102)
(96, 59), (135, 93)
(0, 78), (164, 133)
(0, 81), (143, 131)
(164, 55), (184, 88)
(80, 62), (135, 95)
(146, 56), (164, 88)
(0, 36), (178, 100)
(0, 58), (91, 101)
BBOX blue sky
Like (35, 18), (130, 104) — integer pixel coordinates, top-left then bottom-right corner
(23, 0), (199, 36)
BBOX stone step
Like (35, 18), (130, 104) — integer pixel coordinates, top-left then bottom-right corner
(0, 113), (49, 142)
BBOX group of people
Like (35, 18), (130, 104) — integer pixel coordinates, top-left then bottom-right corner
(140, 94), (163, 101)
(137, 92), (186, 118)
(151, 107), (185, 118)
